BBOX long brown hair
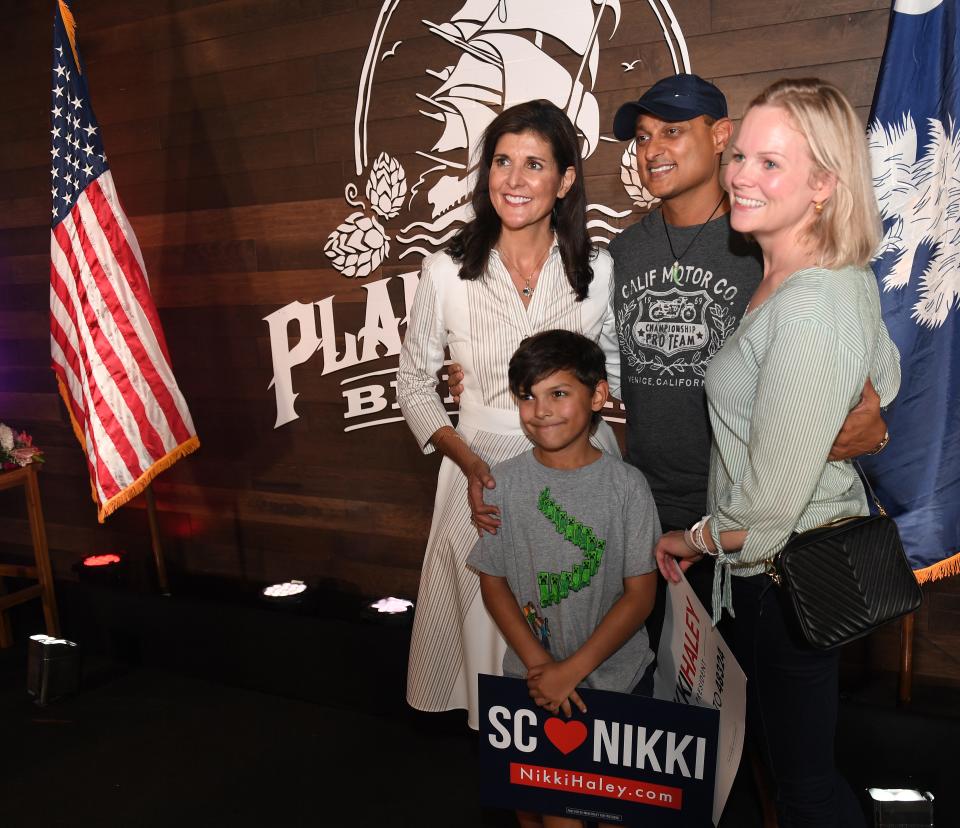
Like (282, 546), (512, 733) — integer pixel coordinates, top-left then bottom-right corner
(447, 100), (595, 300)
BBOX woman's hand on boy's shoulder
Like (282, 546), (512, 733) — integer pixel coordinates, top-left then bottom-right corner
(467, 458), (501, 535)
(527, 660), (587, 718)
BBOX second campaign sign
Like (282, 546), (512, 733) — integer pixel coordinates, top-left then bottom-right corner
(479, 675), (719, 825)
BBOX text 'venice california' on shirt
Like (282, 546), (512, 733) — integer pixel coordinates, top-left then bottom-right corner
(609, 211), (762, 529)
(467, 451), (660, 693)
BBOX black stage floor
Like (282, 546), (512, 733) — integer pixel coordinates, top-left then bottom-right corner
(0, 577), (955, 827)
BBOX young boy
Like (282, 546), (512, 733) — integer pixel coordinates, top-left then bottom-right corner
(467, 328), (660, 725)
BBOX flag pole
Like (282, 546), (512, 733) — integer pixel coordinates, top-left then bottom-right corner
(897, 612), (915, 706)
(144, 484), (171, 595)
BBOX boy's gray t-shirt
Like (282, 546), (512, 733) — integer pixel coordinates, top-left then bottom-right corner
(467, 450), (660, 693)
(609, 210), (762, 529)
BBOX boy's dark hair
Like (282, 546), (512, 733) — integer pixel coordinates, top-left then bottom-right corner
(509, 330), (606, 423)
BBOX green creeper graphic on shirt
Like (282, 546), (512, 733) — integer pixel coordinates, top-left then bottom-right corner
(535, 487), (605, 608)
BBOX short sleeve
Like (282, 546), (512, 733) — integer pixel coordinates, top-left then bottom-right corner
(622, 471), (660, 577)
(466, 486), (508, 576)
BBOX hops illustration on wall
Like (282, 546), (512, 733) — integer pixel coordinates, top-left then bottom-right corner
(324, 152), (408, 279)
(620, 138), (658, 210)
(324, 1), (693, 278)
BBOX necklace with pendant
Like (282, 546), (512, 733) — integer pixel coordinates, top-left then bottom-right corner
(501, 246), (551, 299)
(663, 193), (727, 285)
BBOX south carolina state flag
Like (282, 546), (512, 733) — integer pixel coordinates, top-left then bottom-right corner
(49, 1), (199, 522)
(863, 0), (960, 581)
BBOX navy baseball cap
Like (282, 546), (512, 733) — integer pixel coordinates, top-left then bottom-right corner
(613, 74), (728, 140)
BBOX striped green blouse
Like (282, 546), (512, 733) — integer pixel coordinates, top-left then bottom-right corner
(704, 265), (901, 620)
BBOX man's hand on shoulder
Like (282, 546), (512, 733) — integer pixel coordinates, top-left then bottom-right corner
(829, 378), (888, 461)
(446, 362), (465, 403)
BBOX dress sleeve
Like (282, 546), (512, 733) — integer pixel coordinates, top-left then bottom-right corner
(711, 318), (867, 566)
(396, 257), (453, 454)
(600, 274), (622, 399)
(872, 316), (901, 407)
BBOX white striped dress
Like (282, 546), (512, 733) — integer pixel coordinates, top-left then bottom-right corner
(397, 244), (621, 729)
(704, 265), (901, 620)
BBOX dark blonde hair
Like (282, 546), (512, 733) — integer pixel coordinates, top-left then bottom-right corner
(746, 78), (880, 268)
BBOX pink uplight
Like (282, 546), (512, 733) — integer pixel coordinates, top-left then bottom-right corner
(82, 553), (122, 567)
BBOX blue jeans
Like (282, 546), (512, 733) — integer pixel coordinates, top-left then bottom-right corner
(723, 574), (865, 828)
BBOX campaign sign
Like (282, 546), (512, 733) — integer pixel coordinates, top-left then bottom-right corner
(479, 674), (719, 825)
(654, 573), (747, 824)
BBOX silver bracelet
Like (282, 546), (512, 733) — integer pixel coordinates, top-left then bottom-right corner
(688, 516), (717, 557)
(696, 515), (720, 558)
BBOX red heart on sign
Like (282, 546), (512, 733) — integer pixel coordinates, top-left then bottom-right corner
(544, 717), (588, 755)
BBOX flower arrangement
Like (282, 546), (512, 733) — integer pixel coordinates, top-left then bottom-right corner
(0, 423), (44, 470)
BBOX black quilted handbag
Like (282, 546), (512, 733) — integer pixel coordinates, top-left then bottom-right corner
(770, 475), (922, 650)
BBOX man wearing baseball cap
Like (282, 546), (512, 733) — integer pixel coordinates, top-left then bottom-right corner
(609, 72), (887, 825)
(609, 74), (886, 537)
(609, 74), (760, 539)
(608, 74), (887, 635)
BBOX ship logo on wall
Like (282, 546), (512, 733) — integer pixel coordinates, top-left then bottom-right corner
(324, 0), (690, 278)
(265, 1), (693, 431)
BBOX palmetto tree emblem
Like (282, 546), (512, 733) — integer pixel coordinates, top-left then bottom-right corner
(869, 113), (960, 328)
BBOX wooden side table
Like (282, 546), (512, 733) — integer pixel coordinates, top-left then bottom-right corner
(0, 464), (60, 648)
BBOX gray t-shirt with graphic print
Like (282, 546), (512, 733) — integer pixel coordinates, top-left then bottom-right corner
(609, 210), (762, 529)
(467, 450), (660, 694)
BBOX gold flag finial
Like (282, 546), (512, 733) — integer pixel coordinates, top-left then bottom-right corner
(58, 0), (81, 74)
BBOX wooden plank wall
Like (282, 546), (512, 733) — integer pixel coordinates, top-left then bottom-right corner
(0, 0), (957, 686)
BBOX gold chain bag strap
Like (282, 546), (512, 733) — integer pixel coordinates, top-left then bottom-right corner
(766, 462), (922, 650)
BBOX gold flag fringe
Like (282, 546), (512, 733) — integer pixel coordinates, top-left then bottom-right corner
(57, 1), (82, 74)
(56, 376), (200, 523)
(56, 377), (99, 508)
(97, 435), (200, 523)
(914, 550), (960, 585)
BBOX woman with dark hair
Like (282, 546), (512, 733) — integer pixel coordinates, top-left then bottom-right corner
(398, 99), (621, 729)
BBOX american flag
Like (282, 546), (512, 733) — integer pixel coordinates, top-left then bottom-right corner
(49, 0), (198, 522)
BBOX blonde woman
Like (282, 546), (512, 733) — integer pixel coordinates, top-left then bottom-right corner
(656, 79), (900, 827)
